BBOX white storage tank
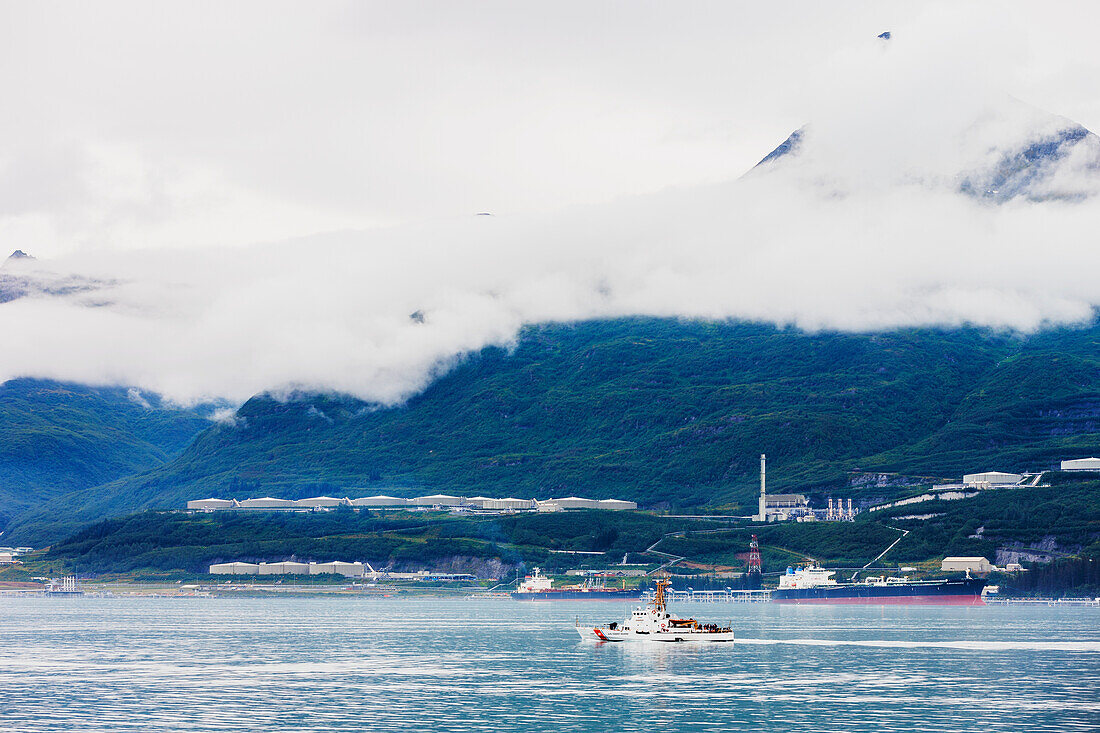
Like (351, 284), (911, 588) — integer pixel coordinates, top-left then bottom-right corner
(237, 497), (298, 509)
(209, 562), (260, 575)
(543, 497), (601, 510)
(1061, 457), (1100, 472)
(294, 496), (348, 508)
(350, 496), (409, 507)
(941, 557), (993, 575)
(597, 499), (637, 511)
(962, 472), (1023, 487)
(483, 498), (535, 510)
(410, 494), (465, 507)
(187, 498), (237, 511)
(310, 561), (365, 577)
(258, 561), (311, 575)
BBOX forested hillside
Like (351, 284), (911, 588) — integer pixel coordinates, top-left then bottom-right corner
(4, 318), (1099, 545)
(0, 379), (212, 532)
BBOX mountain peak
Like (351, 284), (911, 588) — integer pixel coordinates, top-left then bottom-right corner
(7, 250), (34, 262)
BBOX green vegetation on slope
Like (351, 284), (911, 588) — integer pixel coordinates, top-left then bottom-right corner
(6, 318), (1100, 545)
(0, 379), (212, 530)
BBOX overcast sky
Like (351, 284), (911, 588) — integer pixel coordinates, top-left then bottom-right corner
(2, 1), (1099, 404)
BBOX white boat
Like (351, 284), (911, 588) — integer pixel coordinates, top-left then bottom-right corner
(576, 579), (735, 642)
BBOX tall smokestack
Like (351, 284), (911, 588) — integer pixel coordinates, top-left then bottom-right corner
(758, 453), (767, 522)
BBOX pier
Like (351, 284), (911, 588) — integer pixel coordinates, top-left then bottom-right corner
(984, 597), (1100, 607)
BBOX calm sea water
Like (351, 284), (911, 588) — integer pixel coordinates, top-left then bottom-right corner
(1, 596), (1098, 732)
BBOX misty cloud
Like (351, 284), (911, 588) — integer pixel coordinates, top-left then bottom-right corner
(1, 2), (1099, 405)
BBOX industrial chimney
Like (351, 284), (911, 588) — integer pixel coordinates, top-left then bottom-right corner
(757, 453), (767, 522)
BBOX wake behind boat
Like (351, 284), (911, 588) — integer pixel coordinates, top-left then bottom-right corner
(577, 579), (735, 642)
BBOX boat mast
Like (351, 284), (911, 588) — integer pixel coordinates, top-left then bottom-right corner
(654, 578), (669, 613)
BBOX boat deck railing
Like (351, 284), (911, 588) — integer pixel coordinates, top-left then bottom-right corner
(642, 589), (771, 603)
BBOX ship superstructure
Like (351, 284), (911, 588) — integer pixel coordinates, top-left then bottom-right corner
(577, 580), (736, 642)
(511, 568), (641, 601)
(771, 565), (986, 605)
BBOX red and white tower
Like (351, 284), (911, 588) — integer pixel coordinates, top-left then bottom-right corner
(747, 534), (762, 575)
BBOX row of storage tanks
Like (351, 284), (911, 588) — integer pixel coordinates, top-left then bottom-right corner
(187, 495), (638, 511)
(957, 458), (1100, 488)
(209, 561), (368, 576)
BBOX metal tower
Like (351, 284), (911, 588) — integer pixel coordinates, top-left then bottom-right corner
(747, 534), (762, 575)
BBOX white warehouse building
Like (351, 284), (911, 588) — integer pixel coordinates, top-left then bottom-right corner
(962, 472), (1023, 487)
(1061, 457), (1100, 472)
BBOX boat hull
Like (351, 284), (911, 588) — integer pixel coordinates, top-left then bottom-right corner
(512, 590), (643, 601)
(577, 627), (736, 642)
(771, 578), (986, 605)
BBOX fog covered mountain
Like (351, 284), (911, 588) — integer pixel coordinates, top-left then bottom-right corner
(754, 103), (1100, 203)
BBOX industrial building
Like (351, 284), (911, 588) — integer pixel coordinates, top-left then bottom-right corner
(962, 472), (1024, 488)
(1061, 457), (1100, 473)
(941, 557), (993, 575)
(753, 454), (816, 522)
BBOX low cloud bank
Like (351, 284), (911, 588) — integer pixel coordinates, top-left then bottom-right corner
(2, 146), (1098, 405)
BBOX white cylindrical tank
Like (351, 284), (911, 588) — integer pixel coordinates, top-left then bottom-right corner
(187, 498), (237, 510)
(294, 496), (348, 508)
(410, 494), (465, 507)
(350, 496), (409, 507)
(962, 472), (1023, 486)
(596, 499), (637, 511)
(1061, 457), (1100, 472)
(237, 497), (297, 509)
(209, 562), (260, 575)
